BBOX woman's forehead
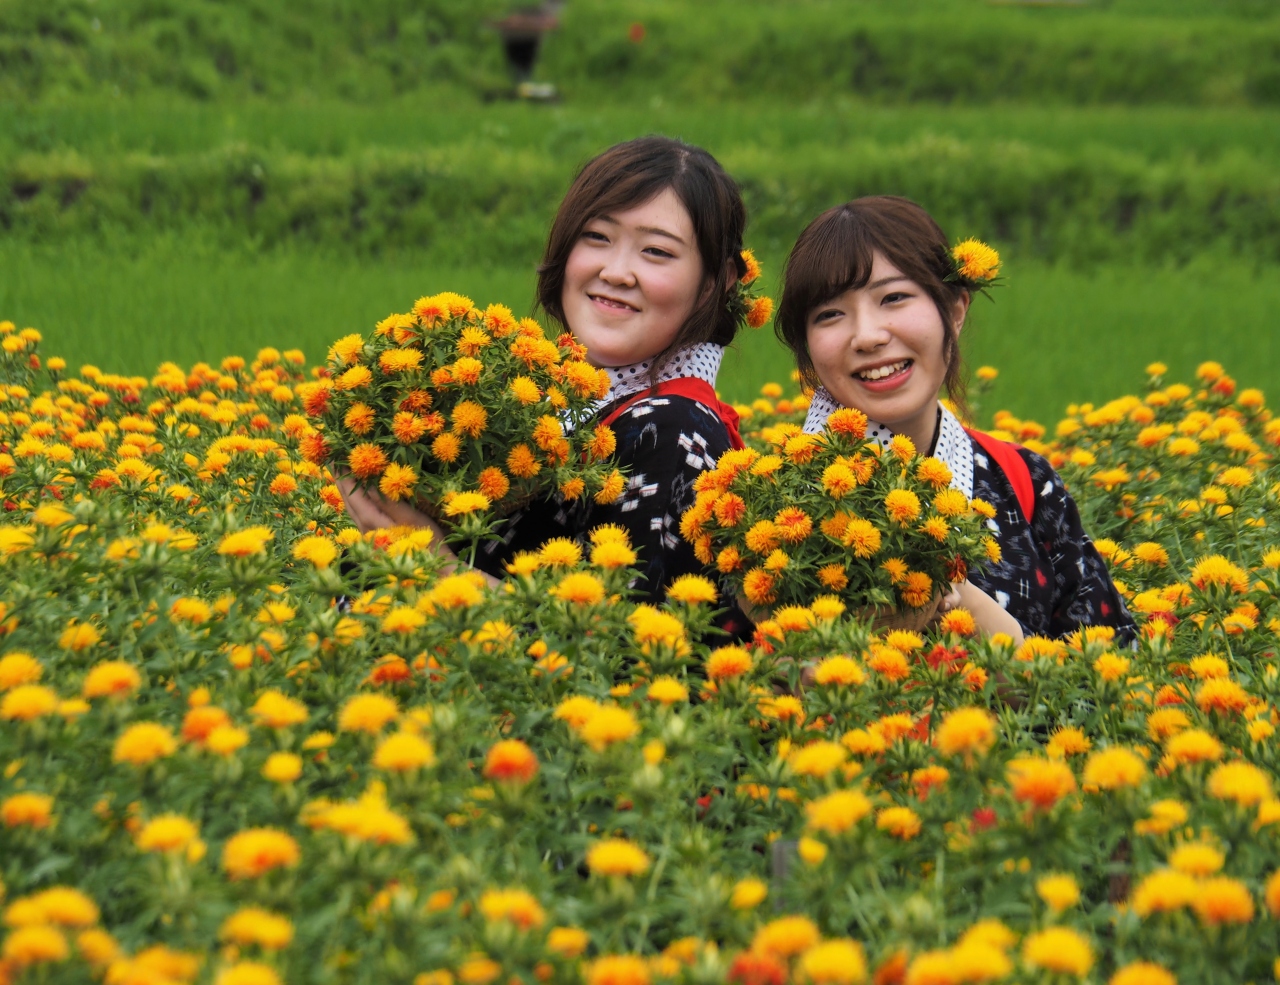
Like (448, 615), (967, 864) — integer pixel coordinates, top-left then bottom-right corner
(813, 253), (916, 309)
(592, 188), (693, 235)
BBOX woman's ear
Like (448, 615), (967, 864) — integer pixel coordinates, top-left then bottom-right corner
(951, 291), (972, 338)
(725, 256), (740, 292)
(699, 257), (739, 304)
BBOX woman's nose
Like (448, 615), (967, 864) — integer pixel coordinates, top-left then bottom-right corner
(597, 247), (637, 287)
(849, 314), (891, 352)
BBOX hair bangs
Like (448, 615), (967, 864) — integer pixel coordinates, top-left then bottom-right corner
(799, 207), (880, 313)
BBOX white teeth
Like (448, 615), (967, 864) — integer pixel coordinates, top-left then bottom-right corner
(858, 360), (909, 381)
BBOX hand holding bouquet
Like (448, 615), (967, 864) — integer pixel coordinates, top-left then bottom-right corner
(299, 293), (625, 541)
(681, 407), (995, 616)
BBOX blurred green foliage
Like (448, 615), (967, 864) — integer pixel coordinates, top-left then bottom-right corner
(4, 127), (1278, 264)
(4, 0), (1280, 105)
(0, 0), (509, 100)
(546, 0), (1280, 106)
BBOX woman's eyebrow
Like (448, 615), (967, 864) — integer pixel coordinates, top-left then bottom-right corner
(635, 225), (685, 245)
(868, 275), (911, 290)
(592, 216), (685, 246)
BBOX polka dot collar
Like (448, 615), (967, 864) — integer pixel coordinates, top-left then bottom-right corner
(802, 387), (975, 498)
(597, 343), (724, 408)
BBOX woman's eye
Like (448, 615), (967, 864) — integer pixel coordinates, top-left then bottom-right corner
(581, 230), (608, 243)
(812, 308), (842, 325)
(643, 246), (675, 259)
(882, 291), (911, 305)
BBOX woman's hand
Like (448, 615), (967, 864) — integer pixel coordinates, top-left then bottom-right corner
(939, 580), (1025, 644)
(336, 475), (446, 538)
(334, 476), (503, 588)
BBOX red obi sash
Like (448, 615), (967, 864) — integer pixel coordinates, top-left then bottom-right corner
(600, 377), (745, 451)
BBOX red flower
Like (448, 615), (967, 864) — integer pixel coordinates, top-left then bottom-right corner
(924, 644), (966, 672)
(728, 952), (786, 985)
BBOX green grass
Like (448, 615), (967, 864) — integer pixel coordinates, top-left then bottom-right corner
(5, 0), (1277, 429)
(9, 0), (1279, 105)
(9, 97), (1280, 163)
(1, 239), (1274, 426)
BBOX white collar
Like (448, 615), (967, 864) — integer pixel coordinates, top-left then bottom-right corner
(803, 387), (974, 498)
(596, 343), (724, 410)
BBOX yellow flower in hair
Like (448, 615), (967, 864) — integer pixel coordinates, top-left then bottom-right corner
(951, 239), (1001, 283)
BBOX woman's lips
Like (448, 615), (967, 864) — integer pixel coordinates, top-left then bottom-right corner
(589, 294), (639, 313)
(854, 360), (914, 393)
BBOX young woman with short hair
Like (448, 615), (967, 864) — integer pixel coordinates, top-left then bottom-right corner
(775, 195), (1134, 643)
(342, 136), (754, 618)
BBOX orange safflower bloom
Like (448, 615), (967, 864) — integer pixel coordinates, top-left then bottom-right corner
(348, 443), (388, 479)
(483, 740), (539, 785)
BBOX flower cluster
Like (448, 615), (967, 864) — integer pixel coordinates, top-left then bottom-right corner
(730, 250), (775, 331)
(302, 293), (625, 529)
(681, 406), (990, 614)
(2, 320), (1280, 985)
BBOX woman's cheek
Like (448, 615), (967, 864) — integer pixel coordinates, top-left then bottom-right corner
(807, 333), (840, 376)
(646, 269), (686, 313)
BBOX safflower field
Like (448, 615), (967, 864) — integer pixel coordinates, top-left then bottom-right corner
(0, 298), (1278, 985)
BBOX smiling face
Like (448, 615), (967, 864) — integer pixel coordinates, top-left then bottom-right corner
(805, 251), (967, 450)
(560, 188), (705, 368)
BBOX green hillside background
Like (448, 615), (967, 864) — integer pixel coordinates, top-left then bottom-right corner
(3, 0), (1278, 421)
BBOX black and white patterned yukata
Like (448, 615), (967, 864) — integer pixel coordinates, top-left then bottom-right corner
(475, 344), (740, 609)
(804, 389), (1135, 643)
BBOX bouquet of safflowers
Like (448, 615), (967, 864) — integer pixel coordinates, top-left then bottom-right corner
(681, 407), (994, 615)
(299, 293), (625, 533)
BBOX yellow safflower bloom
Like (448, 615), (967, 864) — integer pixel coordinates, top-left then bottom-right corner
(373, 732), (436, 772)
(217, 526), (274, 558)
(113, 722), (177, 765)
(577, 706), (639, 752)
(586, 839), (650, 877)
(222, 828), (300, 880)
(1021, 926), (1092, 977)
(799, 939), (867, 985)
(730, 877), (768, 910)
(934, 706), (996, 758)
(261, 753), (303, 784)
(1082, 747), (1146, 790)
(82, 661), (142, 699)
(338, 693), (399, 734)
(135, 814), (200, 853)
(805, 789), (871, 835)
(1, 684), (58, 721)
(219, 908), (294, 950)
(752, 915), (820, 958)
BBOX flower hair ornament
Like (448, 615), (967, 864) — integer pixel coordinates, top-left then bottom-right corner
(729, 249), (774, 330)
(947, 239), (1002, 299)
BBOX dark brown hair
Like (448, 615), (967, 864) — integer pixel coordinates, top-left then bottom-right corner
(536, 136), (747, 379)
(775, 196), (969, 410)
